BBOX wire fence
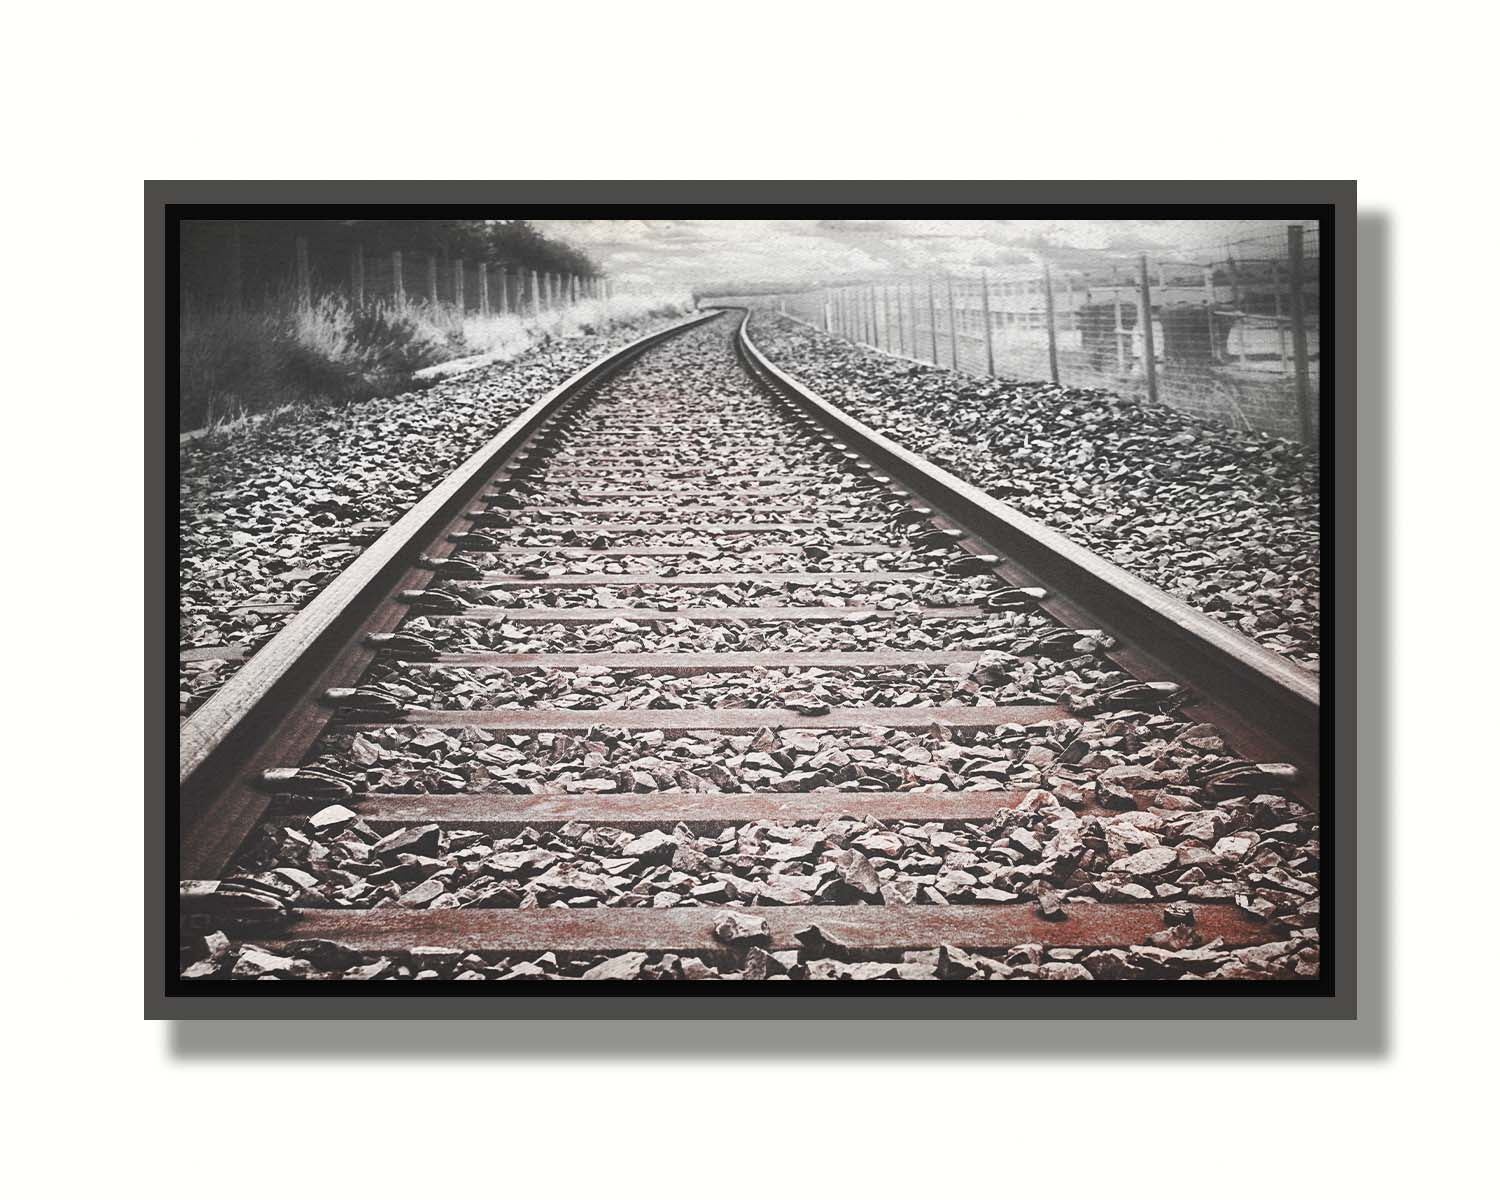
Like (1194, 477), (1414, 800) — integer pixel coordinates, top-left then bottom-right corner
(725, 224), (1321, 444)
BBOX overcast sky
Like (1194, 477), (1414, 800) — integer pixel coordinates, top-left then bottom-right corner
(533, 218), (1303, 293)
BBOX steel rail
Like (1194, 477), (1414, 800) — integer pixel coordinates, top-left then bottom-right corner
(178, 311), (720, 878)
(734, 311), (1321, 790)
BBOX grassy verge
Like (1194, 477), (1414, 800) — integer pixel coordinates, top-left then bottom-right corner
(179, 291), (692, 431)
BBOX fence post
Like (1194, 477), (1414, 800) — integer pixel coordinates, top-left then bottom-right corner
(478, 261), (490, 316)
(881, 285), (893, 354)
(907, 280), (917, 355)
(1202, 267), (1216, 362)
(392, 250), (404, 305)
(294, 235), (311, 308)
(1287, 225), (1315, 443)
(946, 275), (960, 369)
(979, 271), (995, 376)
(1226, 251), (1245, 362)
(1272, 260), (1288, 372)
(227, 223), (243, 310)
(455, 260), (466, 311)
(1138, 254), (1158, 405)
(926, 276), (939, 363)
(426, 254), (438, 305)
(1042, 262), (1060, 384)
(531, 270), (541, 317)
(350, 243), (365, 309)
(1111, 266), (1125, 373)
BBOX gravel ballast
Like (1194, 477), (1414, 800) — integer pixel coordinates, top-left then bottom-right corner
(181, 315), (1317, 985)
(747, 312), (1320, 670)
(179, 312), (690, 717)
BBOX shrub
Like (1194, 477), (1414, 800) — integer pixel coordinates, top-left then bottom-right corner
(179, 289), (694, 430)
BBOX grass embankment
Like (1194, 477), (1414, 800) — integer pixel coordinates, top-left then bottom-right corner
(179, 292), (693, 431)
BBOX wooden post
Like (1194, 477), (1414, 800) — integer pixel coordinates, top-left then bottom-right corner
(1203, 267), (1216, 363)
(882, 285), (893, 354)
(426, 254), (438, 306)
(226, 223), (243, 310)
(350, 243), (365, 309)
(454, 260), (466, 311)
(392, 250), (404, 306)
(1287, 225), (1315, 443)
(478, 261), (490, 316)
(926, 277), (939, 363)
(294, 235), (311, 308)
(908, 280), (918, 354)
(1226, 251), (1245, 362)
(979, 271), (995, 376)
(894, 283), (906, 356)
(531, 270), (541, 317)
(1111, 266), (1125, 373)
(1042, 262), (1060, 384)
(945, 275), (960, 369)
(1138, 255), (1158, 406)
(1272, 260), (1288, 373)
(822, 289), (830, 331)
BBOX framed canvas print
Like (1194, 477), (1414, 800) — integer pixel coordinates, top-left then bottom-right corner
(149, 181), (1352, 1019)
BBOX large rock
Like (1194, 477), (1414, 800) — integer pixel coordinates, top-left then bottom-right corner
(582, 951), (648, 981)
(1114, 846), (1178, 877)
(713, 912), (771, 946)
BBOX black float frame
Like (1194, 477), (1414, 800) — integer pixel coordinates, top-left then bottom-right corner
(147, 181), (1358, 1023)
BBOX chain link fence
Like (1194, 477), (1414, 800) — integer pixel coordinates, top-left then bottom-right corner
(724, 224), (1321, 443)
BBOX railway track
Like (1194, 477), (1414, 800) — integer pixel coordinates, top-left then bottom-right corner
(178, 310), (1322, 984)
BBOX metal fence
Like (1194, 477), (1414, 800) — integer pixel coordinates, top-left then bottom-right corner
(728, 224), (1321, 444)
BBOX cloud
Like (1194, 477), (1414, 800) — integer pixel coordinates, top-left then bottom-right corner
(532, 217), (1301, 293)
